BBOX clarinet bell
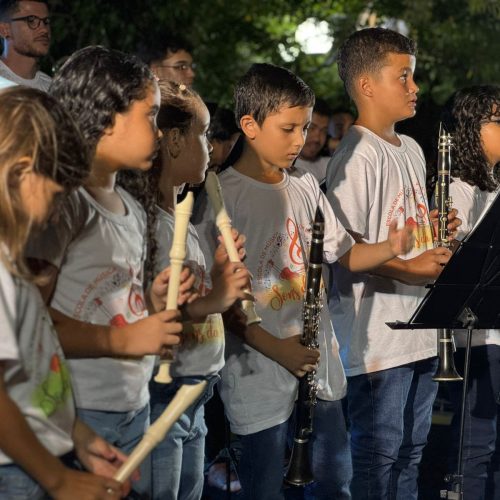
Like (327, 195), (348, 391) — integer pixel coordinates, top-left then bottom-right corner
(284, 439), (314, 486)
(433, 330), (463, 382)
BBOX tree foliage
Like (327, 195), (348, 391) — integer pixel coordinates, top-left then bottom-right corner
(46, 0), (498, 109)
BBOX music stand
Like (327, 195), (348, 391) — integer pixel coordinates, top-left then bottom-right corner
(387, 190), (500, 499)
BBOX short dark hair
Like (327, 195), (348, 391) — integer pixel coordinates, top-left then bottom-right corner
(444, 85), (500, 192)
(0, 0), (48, 19)
(234, 63), (315, 126)
(136, 34), (193, 66)
(313, 97), (332, 119)
(49, 46), (156, 153)
(208, 107), (239, 142)
(338, 27), (417, 98)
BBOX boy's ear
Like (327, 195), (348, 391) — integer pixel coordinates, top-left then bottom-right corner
(239, 114), (258, 140)
(359, 75), (374, 98)
(165, 128), (184, 158)
(0, 21), (11, 39)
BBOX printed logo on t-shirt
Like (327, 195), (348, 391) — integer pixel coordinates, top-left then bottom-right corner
(32, 353), (72, 418)
(181, 259), (221, 346)
(187, 259), (208, 296)
(73, 264), (147, 325)
(386, 181), (434, 253)
(256, 217), (317, 311)
(184, 314), (224, 347)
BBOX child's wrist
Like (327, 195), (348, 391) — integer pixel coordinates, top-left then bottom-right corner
(185, 297), (210, 322)
(386, 239), (398, 258)
(109, 324), (127, 355)
(39, 458), (68, 496)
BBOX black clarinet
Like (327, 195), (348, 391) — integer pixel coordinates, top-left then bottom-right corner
(284, 207), (324, 486)
(432, 123), (463, 382)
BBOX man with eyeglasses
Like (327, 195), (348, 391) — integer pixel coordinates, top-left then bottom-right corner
(0, 0), (51, 91)
(137, 35), (196, 87)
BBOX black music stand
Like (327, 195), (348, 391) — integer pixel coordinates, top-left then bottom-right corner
(387, 190), (500, 499)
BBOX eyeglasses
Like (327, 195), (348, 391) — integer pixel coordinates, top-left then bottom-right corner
(157, 62), (197, 72)
(10, 15), (50, 30)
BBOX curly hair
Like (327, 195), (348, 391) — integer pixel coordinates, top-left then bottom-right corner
(0, 86), (89, 280)
(337, 27), (417, 99)
(118, 80), (202, 284)
(444, 85), (500, 192)
(49, 46), (156, 154)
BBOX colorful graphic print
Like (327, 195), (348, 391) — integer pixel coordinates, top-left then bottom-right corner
(386, 181), (434, 252)
(256, 217), (314, 311)
(73, 263), (147, 326)
(32, 354), (72, 418)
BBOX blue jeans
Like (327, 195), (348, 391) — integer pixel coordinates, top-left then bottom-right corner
(237, 398), (352, 500)
(77, 404), (150, 497)
(347, 357), (438, 500)
(448, 344), (500, 500)
(0, 451), (77, 499)
(149, 376), (217, 500)
(0, 464), (47, 499)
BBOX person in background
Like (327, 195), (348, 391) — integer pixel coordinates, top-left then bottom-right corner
(137, 34), (196, 87)
(328, 107), (355, 154)
(293, 97), (331, 187)
(207, 106), (241, 173)
(0, 0), (51, 90)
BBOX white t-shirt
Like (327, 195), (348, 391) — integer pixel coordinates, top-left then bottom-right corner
(195, 167), (353, 435)
(0, 257), (75, 464)
(28, 187), (153, 411)
(155, 207), (225, 378)
(0, 60), (51, 91)
(326, 125), (437, 376)
(294, 156), (330, 185)
(0, 75), (16, 89)
(448, 178), (500, 347)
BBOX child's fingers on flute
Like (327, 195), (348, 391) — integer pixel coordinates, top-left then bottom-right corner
(216, 231), (247, 259)
(117, 311), (182, 355)
(177, 267), (198, 305)
(178, 266), (196, 291)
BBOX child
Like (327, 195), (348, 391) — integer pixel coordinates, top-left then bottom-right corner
(443, 85), (500, 499)
(195, 62), (415, 500)
(325, 28), (460, 500)
(118, 80), (250, 499)
(0, 86), (131, 499)
(27, 46), (186, 496)
(293, 97), (332, 186)
(207, 106), (241, 173)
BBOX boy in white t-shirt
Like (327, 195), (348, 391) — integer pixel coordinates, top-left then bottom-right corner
(325, 28), (460, 500)
(195, 62), (415, 500)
